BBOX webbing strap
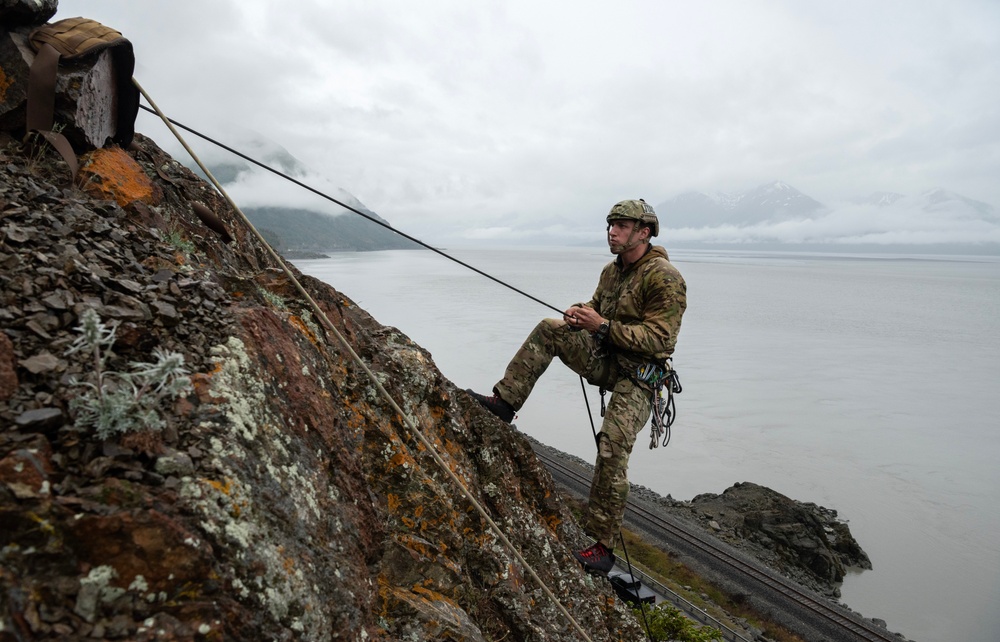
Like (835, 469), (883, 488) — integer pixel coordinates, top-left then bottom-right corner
(24, 42), (79, 179)
(29, 17), (127, 59)
(25, 43), (58, 132)
(23, 17), (140, 167)
(33, 130), (79, 178)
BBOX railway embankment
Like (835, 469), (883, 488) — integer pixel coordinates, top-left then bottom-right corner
(528, 438), (905, 642)
(527, 438), (870, 598)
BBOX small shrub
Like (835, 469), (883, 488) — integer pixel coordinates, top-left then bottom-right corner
(66, 309), (192, 440)
(634, 603), (723, 642)
(165, 228), (195, 254)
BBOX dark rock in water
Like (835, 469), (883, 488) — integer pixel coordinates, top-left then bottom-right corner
(685, 481), (871, 595)
(281, 249), (330, 260)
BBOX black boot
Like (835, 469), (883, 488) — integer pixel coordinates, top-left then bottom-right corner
(573, 541), (616, 575)
(466, 389), (515, 423)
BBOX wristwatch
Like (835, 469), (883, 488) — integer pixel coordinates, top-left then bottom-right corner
(594, 320), (610, 341)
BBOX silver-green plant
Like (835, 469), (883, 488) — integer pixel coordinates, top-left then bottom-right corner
(165, 228), (195, 254)
(66, 309), (193, 440)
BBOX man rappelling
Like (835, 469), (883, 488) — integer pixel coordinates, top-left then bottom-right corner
(468, 199), (687, 575)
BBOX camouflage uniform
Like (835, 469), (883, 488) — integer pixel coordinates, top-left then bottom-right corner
(493, 244), (686, 547)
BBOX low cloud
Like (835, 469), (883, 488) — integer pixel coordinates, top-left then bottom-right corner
(223, 167), (362, 218)
(666, 199), (1000, 246)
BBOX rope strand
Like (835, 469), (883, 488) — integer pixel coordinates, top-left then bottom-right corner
(134, 80), (595, 642)
(136, 104), (565, 318)
(578, 377), (654, 642)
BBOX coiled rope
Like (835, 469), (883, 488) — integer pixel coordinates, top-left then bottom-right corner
(133, 80), (596, 642)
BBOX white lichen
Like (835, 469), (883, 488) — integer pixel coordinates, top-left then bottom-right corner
(75, 565), (125, 622)
(184, 337), (351, 635)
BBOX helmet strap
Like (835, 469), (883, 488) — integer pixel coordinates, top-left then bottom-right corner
(608, 220), (648, 253)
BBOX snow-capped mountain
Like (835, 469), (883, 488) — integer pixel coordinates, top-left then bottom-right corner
(919, 189), (998, 222)
(852, 191), (906, 207)
(655, 181), (826, 228)
(653, 183), (1000, 249)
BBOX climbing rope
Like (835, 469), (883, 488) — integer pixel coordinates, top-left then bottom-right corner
(134, 80), (596, 642)
(135, 104), (565, 318)
(579, 377), (655, 642)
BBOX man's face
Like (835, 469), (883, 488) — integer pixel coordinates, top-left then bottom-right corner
(607, 219), (644, 254)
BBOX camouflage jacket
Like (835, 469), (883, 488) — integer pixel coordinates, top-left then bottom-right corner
(584, 244), (686, 369)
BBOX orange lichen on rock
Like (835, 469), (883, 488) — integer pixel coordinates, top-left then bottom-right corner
(78, 147), (161, 207)
(288, 315), (318, 344)
(0, 67), (13, 102)
(190, 369), (225, 405)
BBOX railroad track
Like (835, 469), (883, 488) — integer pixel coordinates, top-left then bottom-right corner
(532, 448), (902, 642)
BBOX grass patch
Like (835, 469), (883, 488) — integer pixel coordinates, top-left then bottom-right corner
(563, 493), (805, 642)
(618, 528), (807, 642)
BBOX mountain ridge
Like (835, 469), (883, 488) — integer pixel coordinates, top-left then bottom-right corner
(188, 152), (416, 253)
(655, 181), (997, 230)
(649, 182), (1000, 250)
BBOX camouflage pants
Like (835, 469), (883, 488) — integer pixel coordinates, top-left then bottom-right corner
(494, 319), (652, 549)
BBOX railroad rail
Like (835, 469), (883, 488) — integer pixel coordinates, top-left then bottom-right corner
(532, 448), (903, 642)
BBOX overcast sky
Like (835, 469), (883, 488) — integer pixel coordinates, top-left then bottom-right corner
(59, 1), (1000, 245)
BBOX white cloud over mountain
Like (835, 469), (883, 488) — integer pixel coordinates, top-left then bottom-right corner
(61, 0), (1000, 250)
(660, 185), (1000, 246)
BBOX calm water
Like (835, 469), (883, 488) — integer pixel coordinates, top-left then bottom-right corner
(296, 246), (1000, 642)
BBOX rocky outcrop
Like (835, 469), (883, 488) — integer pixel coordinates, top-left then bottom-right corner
(0, 0), (58, 28)
(0, 7), (130, 152)
(653, 482), (871, 596)
(0, 129), (641, 640)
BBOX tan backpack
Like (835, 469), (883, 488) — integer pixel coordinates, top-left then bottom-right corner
(25, 17), (140, 177)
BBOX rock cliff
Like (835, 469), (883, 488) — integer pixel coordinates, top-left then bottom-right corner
(1, 5), (877, 640)
(0, 129), (641, 641)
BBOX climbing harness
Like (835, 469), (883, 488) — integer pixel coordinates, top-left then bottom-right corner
(598, 361), (683, 449)
(136, 81), (596, 642)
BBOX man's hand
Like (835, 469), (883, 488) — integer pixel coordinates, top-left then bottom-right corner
(564, 306), (605, 333)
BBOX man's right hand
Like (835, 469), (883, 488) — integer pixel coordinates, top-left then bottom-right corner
(564, 306), (604, 333)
